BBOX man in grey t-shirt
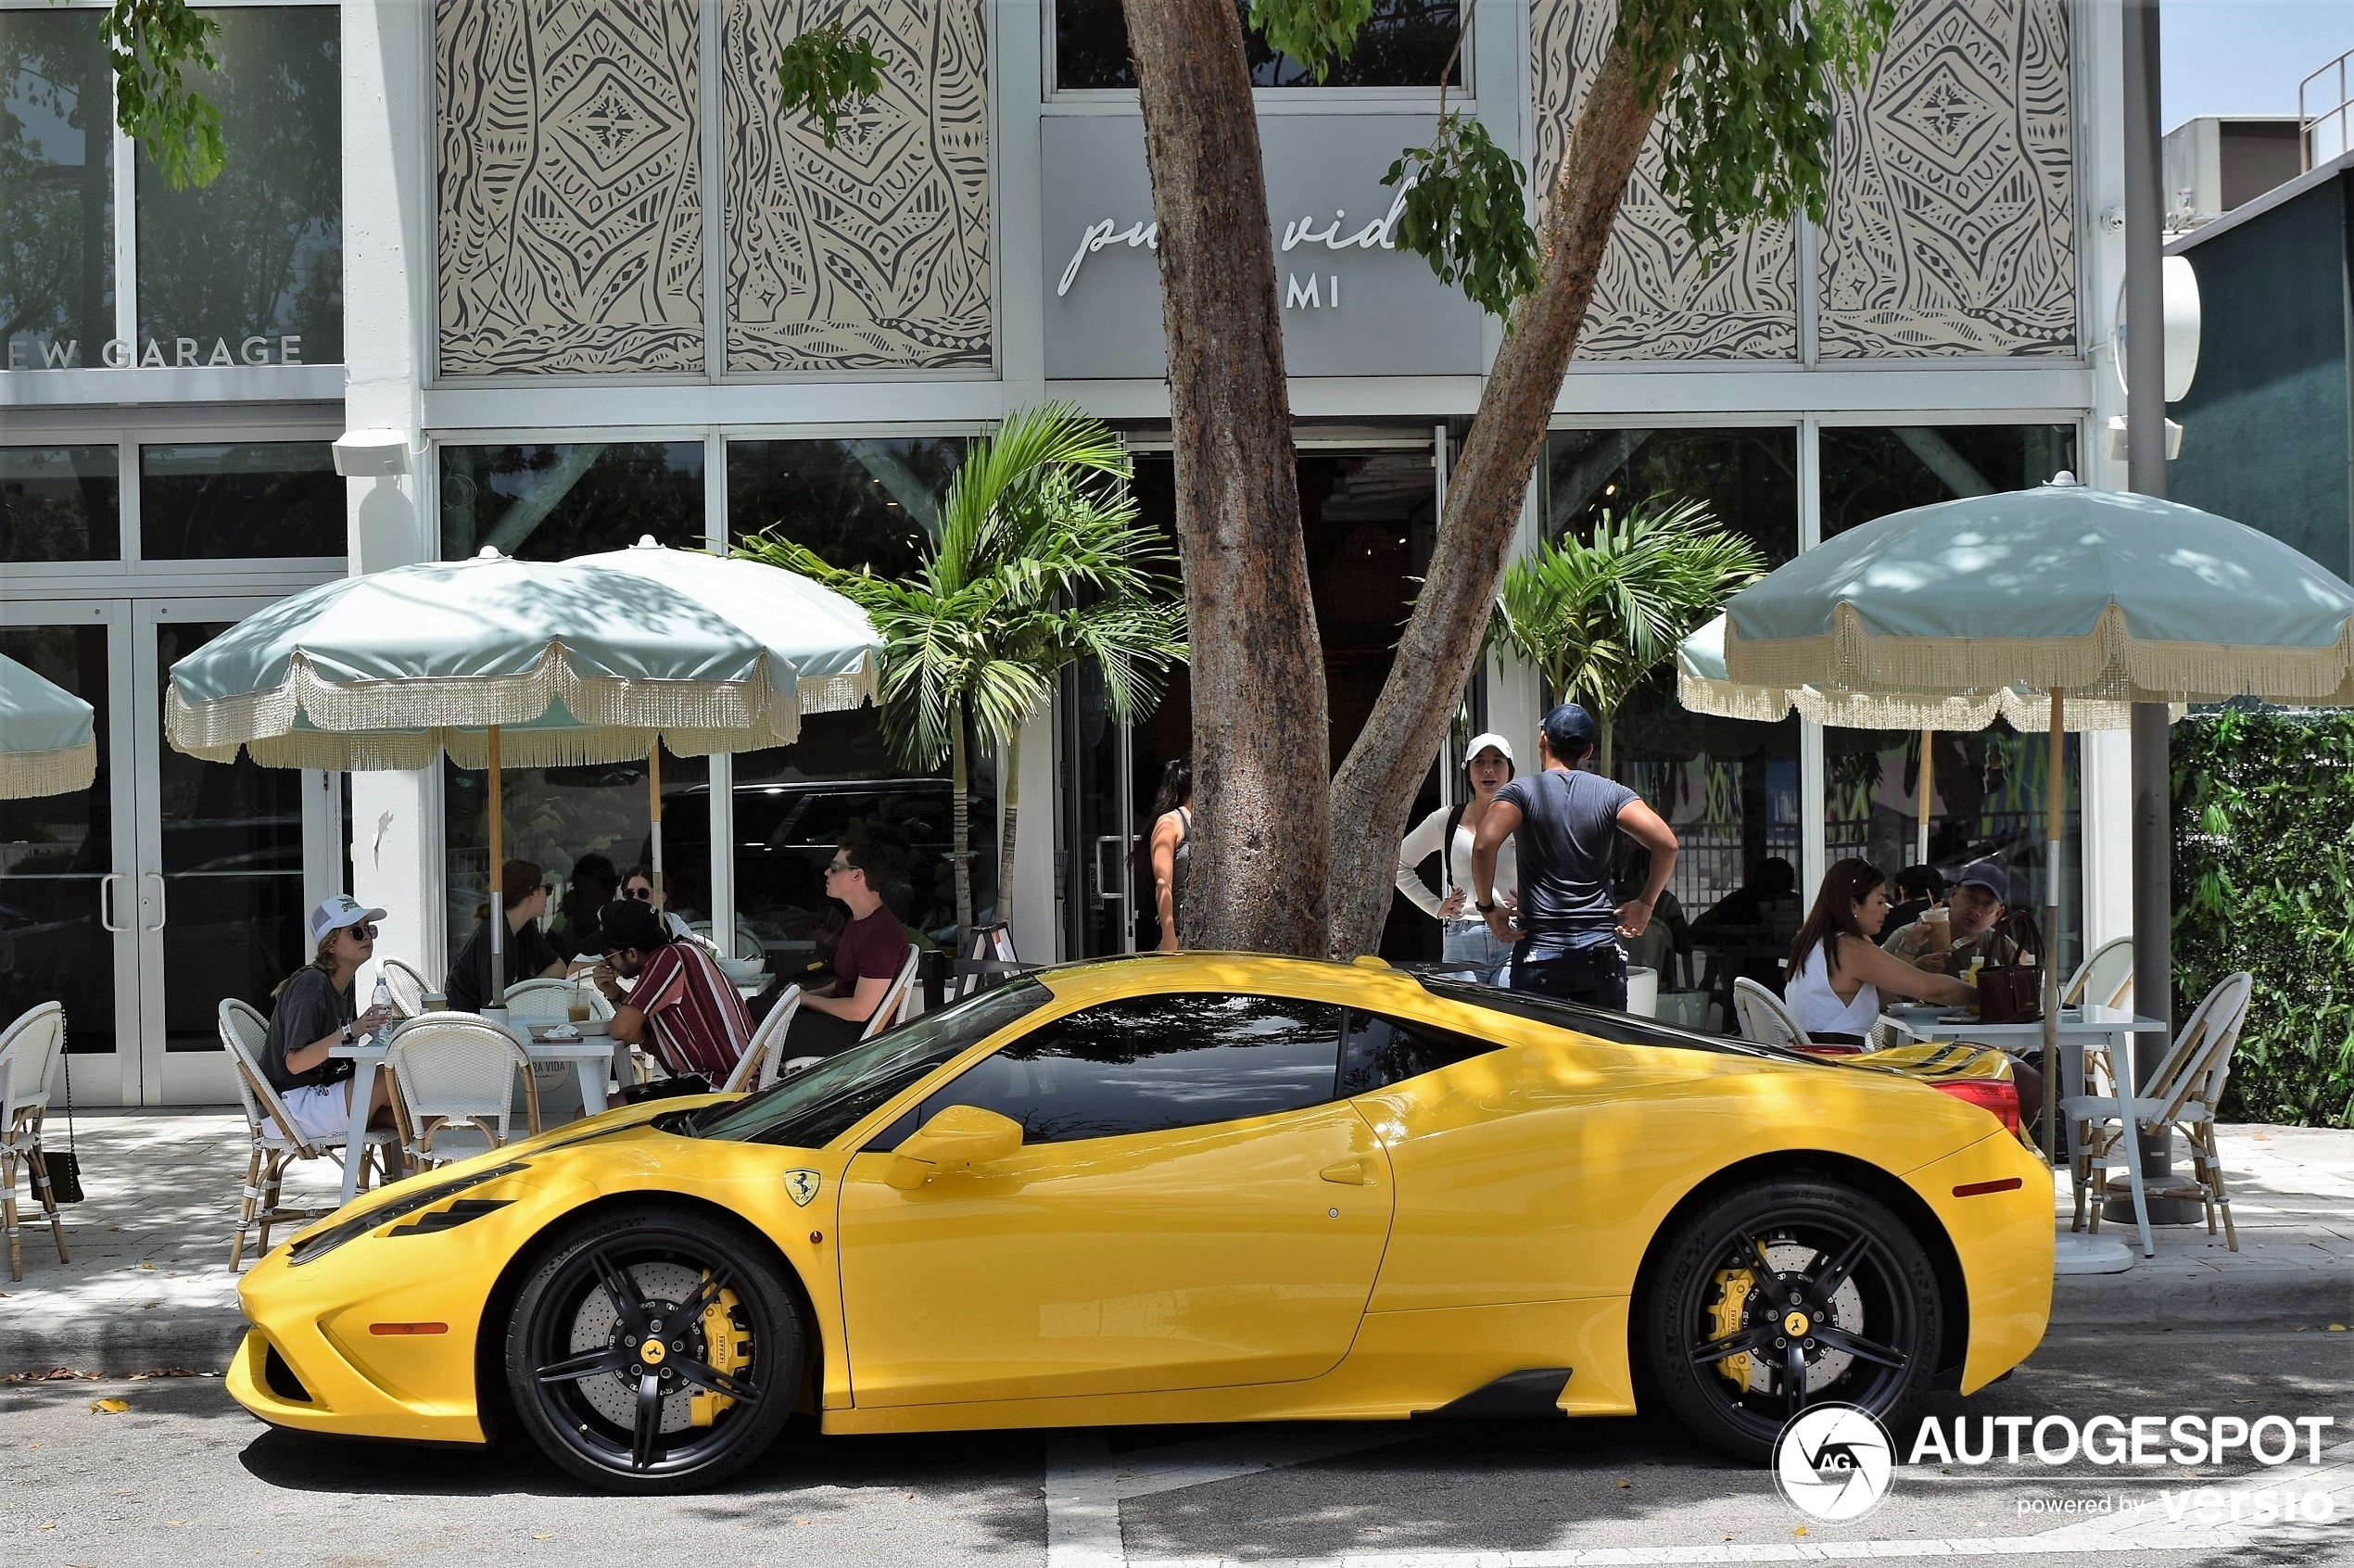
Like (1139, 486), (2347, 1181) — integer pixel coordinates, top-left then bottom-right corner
(1469, 703), (1679, 1008)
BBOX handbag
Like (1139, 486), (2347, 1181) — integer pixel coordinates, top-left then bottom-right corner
(1973, 910), (2045, 1025)
(45, 1037), (83, 1204)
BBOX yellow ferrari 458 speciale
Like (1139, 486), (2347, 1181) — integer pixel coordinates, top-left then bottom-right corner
(229, 953), (2052, 1491)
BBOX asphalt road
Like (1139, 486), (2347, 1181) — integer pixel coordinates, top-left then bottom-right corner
(6, 1326), (2353, 1567)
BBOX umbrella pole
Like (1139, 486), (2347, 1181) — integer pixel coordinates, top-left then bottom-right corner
(2042, 690), (2062, 1165)
(1917, 729), (1934, 866)
(487, 724), (506, 1010)
(647, 745), (664, 909)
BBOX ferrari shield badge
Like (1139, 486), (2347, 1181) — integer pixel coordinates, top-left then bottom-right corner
(783, 1170), (822, 1208)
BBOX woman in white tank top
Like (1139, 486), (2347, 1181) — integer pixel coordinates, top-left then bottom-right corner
(1785, 859), (1978, 1043)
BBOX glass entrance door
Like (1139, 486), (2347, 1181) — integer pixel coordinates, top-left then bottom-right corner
(0, 599), (335, 1105)
(133, 601), (320, 1104)
(0, 604), (137, 1105)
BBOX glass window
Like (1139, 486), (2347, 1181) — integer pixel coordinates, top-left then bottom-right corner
(139, 442), (340, 559)
(1335, 1008), (1496, 1095)
(1056, 0), (1462, 90)
(2, 446), (120, 562)
(135, 6), (341, 364)
(440, 442), (705, 562)
(1538, 428), (1801, 1002)
(1817, 424), (2084, 974)
(0, 9), (113, 371)
(440, 749), (711, 976)
(692, 979), (1051, 1148)
(0, 625), (116, 1058)
(726, 438), (995, 954)
(888, 993), (1342, 1144)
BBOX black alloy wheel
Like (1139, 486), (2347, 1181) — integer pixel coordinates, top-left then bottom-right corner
(1640, 1177), (1942, 1462)
(504, 1207), (802, 1492)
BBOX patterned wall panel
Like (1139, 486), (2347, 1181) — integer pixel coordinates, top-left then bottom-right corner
(1528, 0), (1796, 360)
(1818, 0), (2077, 356)
(723, 0), (991, 372)
(437, 0), (705, 375)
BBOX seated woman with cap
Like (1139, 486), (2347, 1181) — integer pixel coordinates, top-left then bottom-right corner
(1395, 732), (1519, 983)
(258, 895), (401, 1141)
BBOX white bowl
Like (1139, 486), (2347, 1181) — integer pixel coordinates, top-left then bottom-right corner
(714, 955), (767, 986)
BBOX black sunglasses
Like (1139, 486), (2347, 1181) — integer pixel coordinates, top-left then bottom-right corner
(336, 922), (378, 941)
(624, 885), (652, 900)
(825, 858), (856, 874)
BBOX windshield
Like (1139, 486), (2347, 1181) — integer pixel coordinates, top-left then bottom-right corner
(688, 980), (1052, 1148)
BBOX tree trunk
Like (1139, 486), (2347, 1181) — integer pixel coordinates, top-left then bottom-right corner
(997, 730), (1021, 934)
(1324, 37), (1666, 956)
(1122, 0), (1330, 956)
(951, 714), (974, 942)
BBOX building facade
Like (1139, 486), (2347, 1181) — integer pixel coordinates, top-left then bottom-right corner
(3, 0), (2139, 1105)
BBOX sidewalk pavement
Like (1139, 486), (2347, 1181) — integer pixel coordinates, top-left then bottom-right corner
(4, 1112), (2351, 1377)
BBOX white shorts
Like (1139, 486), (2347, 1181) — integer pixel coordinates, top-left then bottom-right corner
(267, 1081), (352, 1143)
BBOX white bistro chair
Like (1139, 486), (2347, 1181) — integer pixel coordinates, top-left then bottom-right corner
(1731, 978), (1808, 1049)
(0, 1002), (71, 1281)
(725, 986), (804, 1094)
(776, 946), (925, 1081)
(385, 1015), (539, 1170)
(2068, 970), (2255, 1252)
(219, 998), (399, 1271)
(377, 956), (436, 1019)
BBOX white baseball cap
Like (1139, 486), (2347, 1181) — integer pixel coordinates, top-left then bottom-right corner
(309, 892), (386, 948)
(1463, 732), (1516, 769)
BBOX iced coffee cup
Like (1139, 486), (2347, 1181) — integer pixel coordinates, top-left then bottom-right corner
(1922, 906), (1952, 954)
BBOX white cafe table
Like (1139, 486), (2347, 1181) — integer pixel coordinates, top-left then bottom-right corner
(328, 1020), (617, 1206)
(1880, 1003), (2170, 1264)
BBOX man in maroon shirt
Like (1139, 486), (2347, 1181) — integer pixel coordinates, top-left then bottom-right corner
(781, 838), (914, 1060)
(592, 898), (750, 1082)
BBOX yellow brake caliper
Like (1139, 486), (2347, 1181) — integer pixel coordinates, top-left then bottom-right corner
(689, 1284), (751, 1427)
(1709, 1268), (1754, 1387)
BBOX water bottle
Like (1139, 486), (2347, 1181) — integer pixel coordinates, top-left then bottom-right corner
(370, 976), (392, 1044)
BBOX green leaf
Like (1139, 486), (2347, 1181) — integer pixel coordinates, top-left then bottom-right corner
(1384, 114), (1539, 318)
(776, 22), (889, 149)
(1615, 0), (1896, 265)
(1247, 0), (1375, 83)
(102, 0), (225, 190)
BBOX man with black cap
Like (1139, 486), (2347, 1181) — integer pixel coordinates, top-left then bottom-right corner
(590, 896), (750, 1083)
(1468, 702), (1680, 1009)
(1883, 857), (2019, 978)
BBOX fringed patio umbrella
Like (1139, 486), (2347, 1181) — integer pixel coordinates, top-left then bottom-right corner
(0, 653), (96, 801)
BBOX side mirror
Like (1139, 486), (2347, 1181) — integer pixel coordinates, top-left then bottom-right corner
(885, 1105), (1024, 1190)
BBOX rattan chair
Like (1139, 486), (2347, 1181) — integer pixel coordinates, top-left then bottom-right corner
(724, 986), (804, 1094)
(1731, 978), (1809, 1049)
(500, 977), (613, 1124)
(219, 998), (399, 1271)
(2063, 936), (2135, 1010)
(2067, 971), (2254, 1252)
(0, 1002), (70, 1281)
(384, 1015), (538, 1170)
(860, 947), (924, 1042)
(377, 957), (435, 1018)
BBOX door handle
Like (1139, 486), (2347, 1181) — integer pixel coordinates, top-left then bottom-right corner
(1092, 834), (1128, 907)
(1319, 1158), (1373, 1185)
(99, 874), (127, 933)
(144, 871), (166, 932)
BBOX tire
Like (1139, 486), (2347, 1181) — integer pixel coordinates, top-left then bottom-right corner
(1639, 1177), (1943, 1464)
(503, 1206), (803, 1493)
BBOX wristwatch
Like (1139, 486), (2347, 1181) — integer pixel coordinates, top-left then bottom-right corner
(338, 1022), (355, 1044)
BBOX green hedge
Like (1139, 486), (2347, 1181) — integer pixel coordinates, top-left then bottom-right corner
(2172, 710), (2354, 1125)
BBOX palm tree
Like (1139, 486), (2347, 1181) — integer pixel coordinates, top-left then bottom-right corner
(1487, 497), (1766, 775)
(739, 403), (1187, 941)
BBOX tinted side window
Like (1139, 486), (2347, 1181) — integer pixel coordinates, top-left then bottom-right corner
(880, 993), (1341, 1146)
(1337, 1010), (1500, 1095)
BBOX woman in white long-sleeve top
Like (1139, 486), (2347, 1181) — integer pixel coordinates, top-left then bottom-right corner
(1395, 733), (1519, 982)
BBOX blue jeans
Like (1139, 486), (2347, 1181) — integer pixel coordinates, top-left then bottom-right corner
(1442, 923), (1514, 985)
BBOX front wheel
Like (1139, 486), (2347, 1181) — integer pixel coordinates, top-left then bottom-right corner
(1639, 1177), (1943, 1462)
(503, 1206), (803, 1492)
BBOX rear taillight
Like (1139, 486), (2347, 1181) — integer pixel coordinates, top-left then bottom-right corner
(1931, 1077), (2019, 1133)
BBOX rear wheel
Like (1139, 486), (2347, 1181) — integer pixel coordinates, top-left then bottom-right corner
(1639, 1177), (1942, 1462)
(503, 1206), (801, 1492)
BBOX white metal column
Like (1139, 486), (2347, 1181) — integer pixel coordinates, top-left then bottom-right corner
(1796, 417), (1826, 906)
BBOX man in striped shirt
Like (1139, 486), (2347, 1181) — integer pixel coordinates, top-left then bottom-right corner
(591, 898), (749, 1083)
